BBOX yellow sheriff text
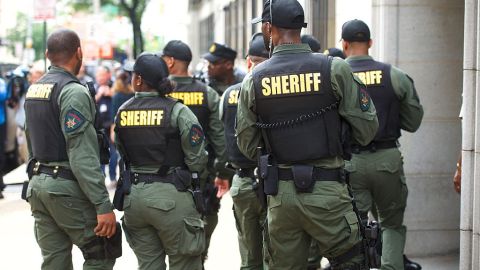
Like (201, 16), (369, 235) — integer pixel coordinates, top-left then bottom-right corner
(354, 70), (383, 86)
(119, 110), (164, 126)
(169, 92), (205, 105)
(26, 84), (54, 99)
(228, 89), (240, 104)
(261, 73), (321, 96)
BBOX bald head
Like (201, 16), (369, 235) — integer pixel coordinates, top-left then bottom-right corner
(46, 29), (81, 65)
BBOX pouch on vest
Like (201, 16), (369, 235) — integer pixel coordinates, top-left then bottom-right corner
(292, 165), (315, 193)
(260, 154), (279, 196)
(172, 168), (192, 191)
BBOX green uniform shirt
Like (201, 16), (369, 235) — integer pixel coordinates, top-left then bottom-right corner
(345, 55), (424, 132)
(236, 44), (379, 169)
(169, 76), (231, 178)
(114, 91), (209, 179)
(26, 66), (113, 215)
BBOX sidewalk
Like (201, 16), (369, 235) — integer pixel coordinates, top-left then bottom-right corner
(0, 182), (459, 270)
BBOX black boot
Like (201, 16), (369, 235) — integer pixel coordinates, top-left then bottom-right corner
(404, 255), (422, 270)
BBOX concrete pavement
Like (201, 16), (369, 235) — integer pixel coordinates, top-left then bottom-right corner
(0, 183), (459, 269)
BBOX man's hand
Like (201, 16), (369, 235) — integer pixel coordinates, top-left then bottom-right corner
(214, 177), (230, 198)
(454, 164), (461, 193)
(94, 212), (117, 238)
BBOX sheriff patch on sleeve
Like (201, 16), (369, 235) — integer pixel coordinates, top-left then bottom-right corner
(189, 124), (205, 147)
(359, 87), (371, 112)
(64, 109), (87, 133)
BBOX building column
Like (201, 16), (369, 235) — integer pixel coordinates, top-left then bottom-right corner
(371, 0), (464, 256)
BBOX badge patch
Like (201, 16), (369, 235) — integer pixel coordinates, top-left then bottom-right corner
(359, 87), (371, 112)
(64, 109), (86, 133)
(209, 44), (216, 53)
(189, 124), (204, 147)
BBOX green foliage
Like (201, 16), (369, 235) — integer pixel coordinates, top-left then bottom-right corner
(5, 12), (46, 61)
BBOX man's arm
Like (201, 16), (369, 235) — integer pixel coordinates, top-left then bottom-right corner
(331, 58), (379, 146)
(59, 84), (115, 237)
(391, 67), (424, 132)
(236, 73), (262, 160)
(173, 103), (209, 178)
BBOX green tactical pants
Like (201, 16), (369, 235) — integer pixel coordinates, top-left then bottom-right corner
(266, 180), (364, 270)
(27, 174), (116, 270)
(122, 182), (205, 270)
(346, 148), (408, 270)
(230, 174), (268, 270)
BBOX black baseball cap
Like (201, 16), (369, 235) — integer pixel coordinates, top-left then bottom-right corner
(162, 40), (192, 63)
(202, 42), (237, 62)
(323, 48), (346, 59)
(248, 33), (269, 58)
(252, 0), (307, 29)
(341, 19), (371, 42)
(124, 53), (169, 87)
(301, 34), (321, 52)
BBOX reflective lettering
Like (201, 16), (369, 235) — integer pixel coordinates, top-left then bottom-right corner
(118, 110), (165, 126)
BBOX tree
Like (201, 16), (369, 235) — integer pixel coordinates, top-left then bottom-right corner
(68, 0), (150, 58)
(6, 12), (45, 62)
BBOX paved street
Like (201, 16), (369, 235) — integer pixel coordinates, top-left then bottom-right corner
(0, 180), (458, 270)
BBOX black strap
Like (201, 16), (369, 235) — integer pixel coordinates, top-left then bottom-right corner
(34, 164), (77, 181)
(236, 168), (255, 178)
(352, 140), (397, 153)
(278, 167), (344, 182)
(132, 172), (174, 185)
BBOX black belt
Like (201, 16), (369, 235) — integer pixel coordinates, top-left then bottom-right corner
(352, 140), (397, 154)
(34, 164), (77, 181)
(236, 168), (255, 178)
(132, 172), (174, 185)
(278, 167), (345, 182)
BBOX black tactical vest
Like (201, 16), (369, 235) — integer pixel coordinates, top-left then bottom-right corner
(252, 52), (342, 163)
(169, 78), (210, 132)
(115, 96), (185, 167)
(24, 69), (81, 162)
(222, 83), (256, 168)
(348, 58), (401, 141)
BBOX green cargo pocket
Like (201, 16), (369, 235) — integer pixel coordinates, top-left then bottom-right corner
(376, 160), (400, 174)
(145, 199), (176, 212)
(344, 212), (360, 244)
(267, 194), (282, 211)
(302, 194), (339, 211)
(178, 217), (206, 256)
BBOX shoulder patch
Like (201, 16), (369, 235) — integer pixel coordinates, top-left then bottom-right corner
(189, 124), (205, 147)
(358, 87), (371, 112)
(64, 109), (87, 133)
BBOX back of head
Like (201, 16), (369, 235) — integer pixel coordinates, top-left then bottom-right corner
(46, 29), (81, 65)
(301, 34), (321, 52)
(127, 53), (173, 95)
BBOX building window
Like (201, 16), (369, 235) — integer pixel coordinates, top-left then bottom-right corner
(200, 14), (214, 55)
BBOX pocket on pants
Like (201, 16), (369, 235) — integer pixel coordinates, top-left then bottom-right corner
(344, 211), (360, 244)
(178, 217), (206, 256)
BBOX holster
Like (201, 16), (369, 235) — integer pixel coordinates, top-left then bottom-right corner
(292, 165), (315, 193)
(113, 169), (131, 211)
(364, 220), (382, 268)
(81, 222), (122, 260)
(97, 129), (110, 165)
(259, 154), (279, 196)
(203, 181), (221, 215)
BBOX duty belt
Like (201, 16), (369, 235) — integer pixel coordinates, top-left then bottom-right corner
(32, 162), (77, 181)
(236, 168), (255, 178)
(278, 167), (345, 183)
(132, 172), (174, 185)
(352, 140), (397, 154)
